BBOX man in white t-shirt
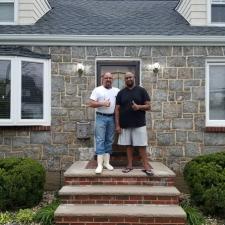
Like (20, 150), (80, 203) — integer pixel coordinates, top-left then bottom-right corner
(89, 72), (120, 174)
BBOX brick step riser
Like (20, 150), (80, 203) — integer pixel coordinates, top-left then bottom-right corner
(64, 177), (175, 186)
(110, 156), (141, 160)
(55, 216), (186, 225)
(60, 195), (179, 205)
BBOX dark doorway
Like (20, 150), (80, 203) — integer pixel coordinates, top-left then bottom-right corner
(96, 60), (140, 87)
(96, 60), (141, 166)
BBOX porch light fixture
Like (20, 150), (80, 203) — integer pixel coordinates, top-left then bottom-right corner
(77, 63), (84, 76)
(148, 62), (160, 73)
(152, 62), (160, 73)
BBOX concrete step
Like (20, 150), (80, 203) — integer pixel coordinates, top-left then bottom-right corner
(95, 150), (142, 166)
(86, 158), (143, 169)
(55, 204), (186, 225)
(64, 161), (175, 186)
(59, 185), (180, 205)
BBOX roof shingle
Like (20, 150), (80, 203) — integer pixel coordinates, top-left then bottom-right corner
(1, 0), (225, 36)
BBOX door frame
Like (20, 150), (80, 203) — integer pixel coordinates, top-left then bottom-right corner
(94, 58), (142, 153)
(95, 58), (141, 87)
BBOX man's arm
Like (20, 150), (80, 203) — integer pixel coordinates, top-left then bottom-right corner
(115, 105), (121, 133)
(132, 100), (151, 111)
(88, 99), (110, 108)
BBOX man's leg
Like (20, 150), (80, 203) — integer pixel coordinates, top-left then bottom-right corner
(126, 146), (133, 169)
(104, 116), (115, 154)
(118, 129), (133, 172)
(121, 146), (133, 173)
(95, 115), (106, 155)
(95, 115), (106, 173)
(103, 116), (115, 170)
(132, 126), (153, 175)
(139, 147), (151, 170)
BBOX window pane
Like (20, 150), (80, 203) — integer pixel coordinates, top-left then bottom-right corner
(21, 61), (43, 119)
(212, 4), (225, 22)
(0, 60), (11, 119)
(212, 0), (225, 3)
(209, 65), (225, 120)
(0, 3), (14, 22)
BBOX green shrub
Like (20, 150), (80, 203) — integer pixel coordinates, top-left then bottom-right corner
(34, 200), (60, 225)
(0, 211), (14, 225)
(0, 157), (46, 210)
(183, 152), (225, 217)
(181, 199), (205, 225)
(15, 209), (35, 224)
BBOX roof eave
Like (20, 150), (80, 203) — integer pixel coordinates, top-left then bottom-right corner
(0, 34), (225, 46)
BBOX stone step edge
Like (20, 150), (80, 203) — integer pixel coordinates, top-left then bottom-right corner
(59, 185), (180, 196)
(64, 161), (175, 178)
(55, 204), (186, 218)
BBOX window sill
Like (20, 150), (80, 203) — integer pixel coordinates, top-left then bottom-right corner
(205, 127), (225, 132)
(0, 126), (51, 131)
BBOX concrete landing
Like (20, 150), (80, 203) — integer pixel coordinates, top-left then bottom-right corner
(64, 161), (175, 177)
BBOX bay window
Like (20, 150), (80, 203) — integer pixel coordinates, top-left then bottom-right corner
(206, 60), (225, 126)
(0, 56), (51, 126)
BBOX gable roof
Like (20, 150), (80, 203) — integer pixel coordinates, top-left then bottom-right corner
(1, 0), (225, 45)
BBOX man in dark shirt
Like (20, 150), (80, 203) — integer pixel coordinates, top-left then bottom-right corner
(115, 72), (153, 175)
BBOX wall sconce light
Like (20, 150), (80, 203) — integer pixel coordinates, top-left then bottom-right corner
(152, 62), (160, 73)
(148, 62), (160, 74)
(77, 63), (84, 76)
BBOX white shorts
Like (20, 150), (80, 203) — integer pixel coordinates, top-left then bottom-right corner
(118, 126), (148, 146)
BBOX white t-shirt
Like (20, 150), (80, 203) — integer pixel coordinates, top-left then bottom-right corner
(90, 85), (120, 114)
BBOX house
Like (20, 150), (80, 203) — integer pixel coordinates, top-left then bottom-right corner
(1, 0), (225, 180)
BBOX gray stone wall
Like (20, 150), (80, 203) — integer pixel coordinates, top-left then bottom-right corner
(0, 45), (225, 173)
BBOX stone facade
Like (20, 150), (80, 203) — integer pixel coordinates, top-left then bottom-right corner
(1, 45), (225, 173)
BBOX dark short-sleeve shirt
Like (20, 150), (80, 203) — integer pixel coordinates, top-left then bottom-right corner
(116, 86), (150, 128)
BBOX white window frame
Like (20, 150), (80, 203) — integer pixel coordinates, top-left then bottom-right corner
(0, 56), (51, 126)
(206, 58), (225, 127)
(0, 0), (18, 25)
(208, 0), (225, 26)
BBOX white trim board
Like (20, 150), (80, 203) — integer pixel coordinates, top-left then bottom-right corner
(1, 35), (225, 46)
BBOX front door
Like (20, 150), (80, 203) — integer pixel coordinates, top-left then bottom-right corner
(97, 61), (140, 88)
(96, 60), (140, 157)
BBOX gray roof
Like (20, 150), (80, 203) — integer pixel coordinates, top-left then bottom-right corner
(1, 0), (225, 36)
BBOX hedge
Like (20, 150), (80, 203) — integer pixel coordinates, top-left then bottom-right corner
(0, 157), (45, 210)
(183, 152), (225, 217)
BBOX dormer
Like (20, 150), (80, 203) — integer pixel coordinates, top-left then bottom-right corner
(0, 0), (51, 25)
(176, 0), (225, 26)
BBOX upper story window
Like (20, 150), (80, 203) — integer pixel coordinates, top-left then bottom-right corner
(210, 0), (225, 24)
(0, 0), (17, 24)
(206, 59), (225, 127)
(0, 56), (51, 126)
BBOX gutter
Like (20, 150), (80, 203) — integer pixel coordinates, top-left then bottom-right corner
(0, 34), (225, 46)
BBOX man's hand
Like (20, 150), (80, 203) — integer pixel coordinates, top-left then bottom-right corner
(88, 99), (110, 108)
(131, 100), (151, 111)
(103, 99), (110, 107)
(116, 125), (122, 134)
(131, 101), (140, 111)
